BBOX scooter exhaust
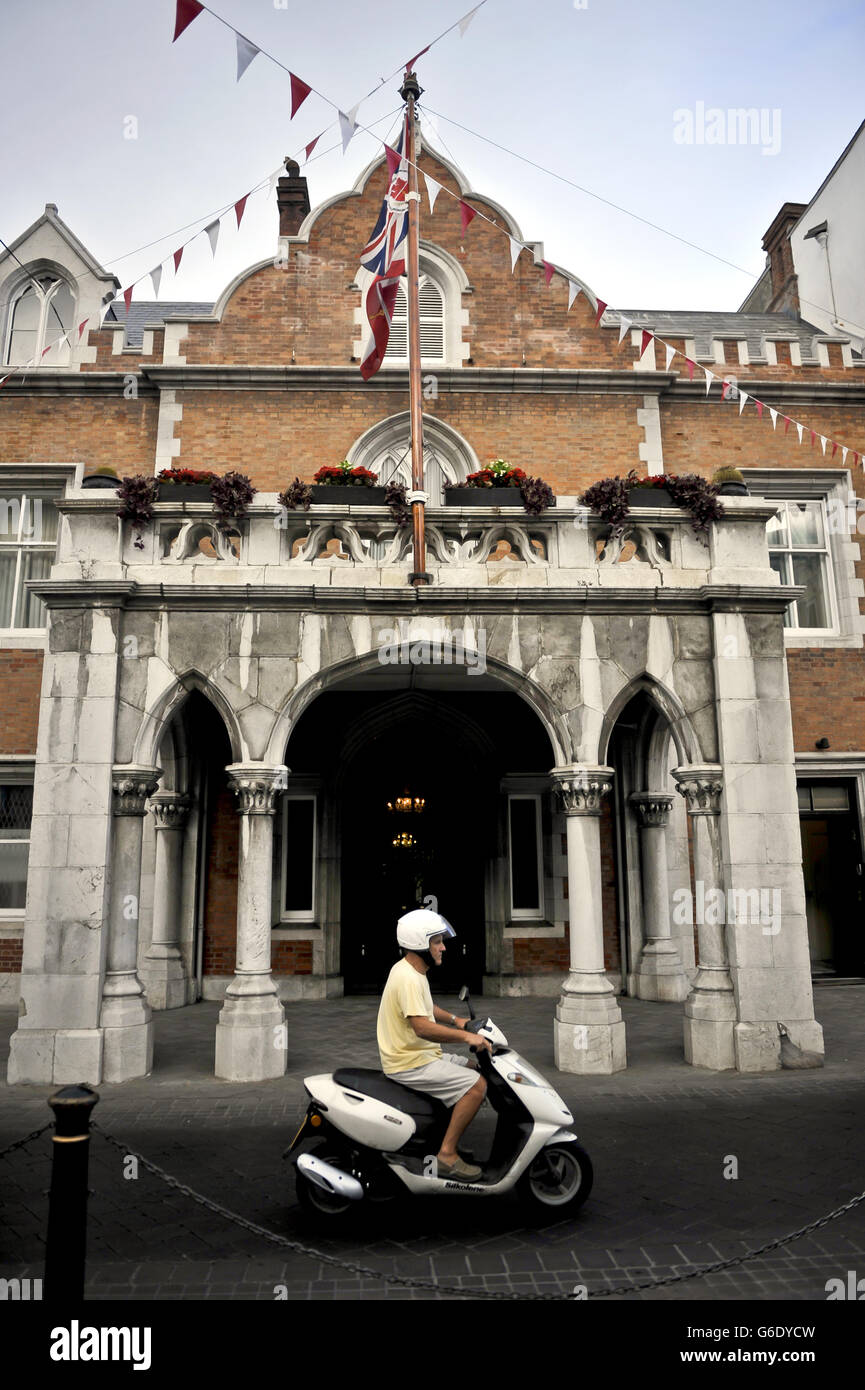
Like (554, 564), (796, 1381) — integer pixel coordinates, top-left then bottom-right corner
(296, 1152), (365, 1201)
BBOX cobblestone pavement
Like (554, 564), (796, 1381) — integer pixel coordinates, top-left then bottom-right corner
(1, 984), (864, 1301)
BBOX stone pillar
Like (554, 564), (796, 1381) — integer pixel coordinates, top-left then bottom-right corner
(215, 763), (288, 1081)
(100, 765), (162, 1082)
(142, 792), (191, 1010)
(630, 793), (689, 1002)
(672, 765), (736, 1070)
(552, 766), (626, 1074)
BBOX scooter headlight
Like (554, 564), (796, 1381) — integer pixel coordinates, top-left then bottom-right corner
(507, 1071), (541, 1087)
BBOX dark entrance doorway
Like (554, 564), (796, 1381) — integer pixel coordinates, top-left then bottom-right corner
(339, 714), (492, 994)
(799, 780), (864, 978)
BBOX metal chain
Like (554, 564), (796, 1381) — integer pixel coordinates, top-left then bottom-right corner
(91, 1124), (865, 1301)
(0, 1122), (52, 1159)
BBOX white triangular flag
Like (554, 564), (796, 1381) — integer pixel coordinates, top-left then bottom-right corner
(769, 408), (778, 430)
(820, 434), (827, 455)
(424, 174), (441, 213)
(796, 422), (803, 444)
(149, 265), (162, 297)
(664, 343), (675, 371)
(236, 34), (259, 81)
(738, 389), (749, 415)
(704, 368), (714, 395)
(205, 219), (220, 257)
(842, 447), (849, 466)
(508, 237), (522, 272)
(567, 280), (580, 310)
(339, 107), (359, 152)
(459, 3), (482, 36)
(617, 316), (632, 345)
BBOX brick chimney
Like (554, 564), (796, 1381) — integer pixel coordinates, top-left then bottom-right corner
(761, 201), (807, 315)
(277, 158), (311, 236)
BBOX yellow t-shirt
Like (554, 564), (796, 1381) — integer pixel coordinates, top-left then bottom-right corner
(377, 957), (443, 1074)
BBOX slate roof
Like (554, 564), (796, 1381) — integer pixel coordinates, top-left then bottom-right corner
(609, 310), (862, 362)
(103, 301), (213, 347)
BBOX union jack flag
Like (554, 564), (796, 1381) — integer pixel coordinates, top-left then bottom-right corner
(359, 118), (409, 381)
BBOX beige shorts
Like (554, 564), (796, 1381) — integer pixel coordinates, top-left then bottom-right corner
(389, 1052), (480, 1107)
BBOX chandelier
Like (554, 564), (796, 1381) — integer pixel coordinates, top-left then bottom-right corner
(392, 831), (416, 848)
(386, 788), (425, 814)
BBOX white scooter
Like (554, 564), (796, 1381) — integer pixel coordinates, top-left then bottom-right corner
(286, 988), (593, 1220)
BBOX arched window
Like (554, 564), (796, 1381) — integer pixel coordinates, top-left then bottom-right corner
(348, 413), (480, 501)
(5, 276), (75, 365)
(385, 274), (446, 363)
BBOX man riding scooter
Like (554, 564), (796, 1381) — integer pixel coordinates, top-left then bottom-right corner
(376, 909), (493, 1182)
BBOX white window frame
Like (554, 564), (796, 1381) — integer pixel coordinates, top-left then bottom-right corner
(744, 468), (865, 650)
(384, 273), (446, 366)
(0, 763), (34, 922)
(0, 487), (62, 635)
(767, 497), (840, 637)
(279, 793), (317, 923)
(4, 275), (76, 367)
(508, 793), (544, 920)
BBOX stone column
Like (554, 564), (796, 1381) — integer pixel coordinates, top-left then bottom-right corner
(630, 793), (689, 1001)
(142, 792), (191, 1010)
(100, 765), (162, 1082)
(672, 765), (736, 1070)
(215, 763), (288, 1081)
(552, 766), (626, 1074)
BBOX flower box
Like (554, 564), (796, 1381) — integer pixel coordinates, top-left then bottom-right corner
(160, 483), (213, 503)
(309, 485), (388, 505)
(627, 487), (674, 508)
(445, 487), (536, 507)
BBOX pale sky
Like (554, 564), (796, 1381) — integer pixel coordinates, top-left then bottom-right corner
(2, 0), (863, 319)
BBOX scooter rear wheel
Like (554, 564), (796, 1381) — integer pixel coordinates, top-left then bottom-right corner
(295, 1146), (360, 1220)
(517, 1140), (593, 1216)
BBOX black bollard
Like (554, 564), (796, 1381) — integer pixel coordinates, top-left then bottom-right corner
(45, 1084), (99, 1304)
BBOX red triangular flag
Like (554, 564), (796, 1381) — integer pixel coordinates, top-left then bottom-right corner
(543, 261), (554, 286)
(756, 400), (764, 419)
(641, 329), (654, 359)
(460, 201), (476, 234)
(41, 343), (53, 358)
(290, 72), (312, 119)
(78, 318), (89, 341)
(173, 0), (204, 42)
(123, 286), (133, 314)
(831, 442), (838, 458)
(685, 358), (696, 381)
(405, 46), (430, 70)
(173, 247), (184, 273)
(594, 299), (607, 325)
(304, 133), (321, 162)
(234, 195), (248, 228)
(385, 145), (400, 177)
(721, 379), (731, 401)
(810, 430), (816, 447)
(783, 416), (791, 434)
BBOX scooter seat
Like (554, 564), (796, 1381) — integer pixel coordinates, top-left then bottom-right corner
(333, 1067), (450, 1124)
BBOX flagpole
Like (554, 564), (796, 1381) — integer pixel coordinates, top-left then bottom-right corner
(399, 70), (431, 588)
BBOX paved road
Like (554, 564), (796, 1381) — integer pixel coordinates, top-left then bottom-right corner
(1, 986), (864, 1301)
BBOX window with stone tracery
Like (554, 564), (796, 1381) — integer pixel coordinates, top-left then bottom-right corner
(4, 276), (75, 366)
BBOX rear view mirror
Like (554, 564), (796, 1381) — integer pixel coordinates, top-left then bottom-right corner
(458, 985), (469, 1002)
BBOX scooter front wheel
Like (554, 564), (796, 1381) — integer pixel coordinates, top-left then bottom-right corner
(517, 1140), (593, 1216)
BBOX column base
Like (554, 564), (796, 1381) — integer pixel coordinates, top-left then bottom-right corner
(100, 987), (154, 1083)
(142, 953), (188, 1011)
(634, 940), (690, 1001)
(683, 1016), (736, 1070)
(215, 978), (286, 1081)
(554, 976), (626, 1073)
(734, 1019), (825, 1073)
(7, 1028), (104, 1085)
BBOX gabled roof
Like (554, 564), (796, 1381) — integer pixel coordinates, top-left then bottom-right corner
(0, 204), (118, 287)
(103, 300), (213, 346)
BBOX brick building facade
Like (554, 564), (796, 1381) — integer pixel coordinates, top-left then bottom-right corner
(1, 130), (862, 1084)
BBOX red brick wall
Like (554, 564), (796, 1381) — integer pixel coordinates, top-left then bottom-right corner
(272, 941), (313, 974)
(788, 650), (865, 750)
(0, 397), (158, 470)
(0, 652), (42, 753)
(0, 938), (23, 973)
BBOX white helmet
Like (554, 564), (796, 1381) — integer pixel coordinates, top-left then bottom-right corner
(396, 908), (456, 953)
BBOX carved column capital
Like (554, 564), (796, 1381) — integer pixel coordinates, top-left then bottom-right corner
(672, 765), (724, 816)
(150, 792), (192, 831)
(630, 792), (674, 828)
(112, 765), (162, 816)
(226, 764), (290, 815)
(551, 765), (614, 816)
